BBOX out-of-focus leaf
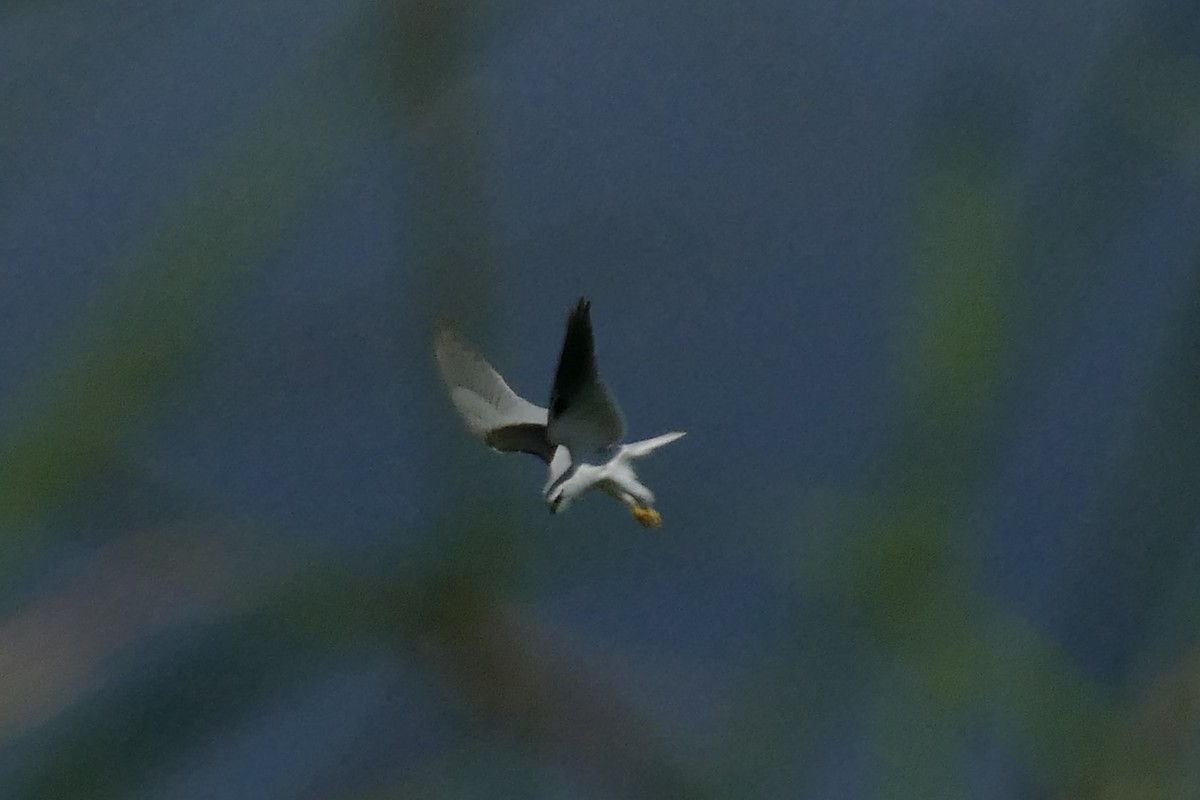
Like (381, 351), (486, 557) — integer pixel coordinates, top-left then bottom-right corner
(978, 609), (1159, 794)
(0, 35), (363, 551)
(727, 52), (1200, 794)
(715, 83), (1019, 795)
(848, 80), (1192, 794)
(374, 0), (476, 116)
(1017, 7), (1200, 337)
(870, 671), (968, 800)
(889, 85), (1017, 498)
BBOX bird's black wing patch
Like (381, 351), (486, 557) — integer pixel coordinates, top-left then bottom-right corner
(546, 297), (625, 450)
(549, 298), (596, 420)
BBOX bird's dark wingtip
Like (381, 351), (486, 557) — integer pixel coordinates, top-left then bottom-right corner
(550, 297), (598, 420)
(565, 297), (594, 343)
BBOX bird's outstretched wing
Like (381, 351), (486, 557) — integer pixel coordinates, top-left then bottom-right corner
(619, 431), (686, 459)
(546, 298), (626, 456)
(433, 323), (556, 463)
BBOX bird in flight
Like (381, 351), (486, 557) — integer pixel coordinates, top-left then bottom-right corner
(434, 298), (685, 528)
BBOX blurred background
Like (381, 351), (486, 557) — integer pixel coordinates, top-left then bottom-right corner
(2, 0), (1199, 797)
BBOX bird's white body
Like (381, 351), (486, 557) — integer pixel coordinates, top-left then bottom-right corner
(542, 432), (686, 514)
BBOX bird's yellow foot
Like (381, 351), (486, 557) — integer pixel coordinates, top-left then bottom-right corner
(631, 505), (662, 529)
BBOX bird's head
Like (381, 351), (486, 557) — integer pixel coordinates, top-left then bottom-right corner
(547, 486), (572, 514)
(544, 458), (581, 515)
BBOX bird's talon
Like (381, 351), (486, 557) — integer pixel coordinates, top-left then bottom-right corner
(631, 505), (662, 529)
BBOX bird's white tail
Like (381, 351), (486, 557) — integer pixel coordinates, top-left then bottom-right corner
(621, 431), (686, 459)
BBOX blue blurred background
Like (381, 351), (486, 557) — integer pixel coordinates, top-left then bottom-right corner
(2, 0), (1199, 797)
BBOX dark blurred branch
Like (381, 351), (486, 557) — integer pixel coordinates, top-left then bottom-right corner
(260, 504), (712, 798)
(417, 601), (713, 799)
(1059, 263), (1200, 672)
(364, 4), (713, 791)
(0, 524), (250, 744)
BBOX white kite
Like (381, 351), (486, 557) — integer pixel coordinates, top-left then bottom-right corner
(434, 298), (685, 527)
